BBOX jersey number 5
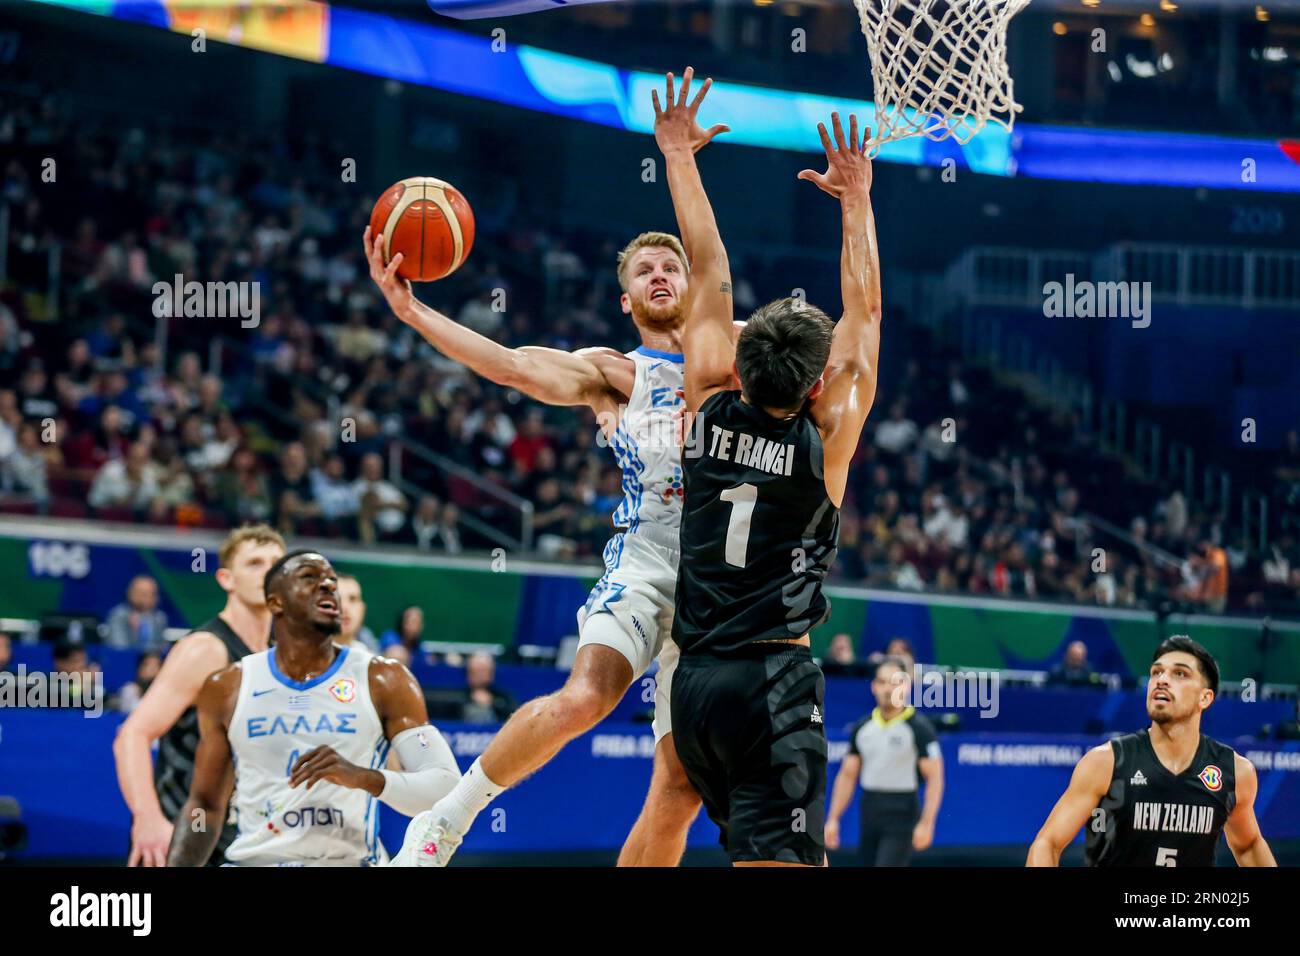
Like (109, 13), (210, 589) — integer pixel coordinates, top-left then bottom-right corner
(1155, 846), (1178, 867)
(720, 483), (757, 568)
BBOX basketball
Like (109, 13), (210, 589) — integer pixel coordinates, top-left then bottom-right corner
(369, 176), (475, 282)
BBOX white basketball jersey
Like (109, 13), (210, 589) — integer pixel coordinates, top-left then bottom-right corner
(609, 347), (685, 540)
(225, 646), (388, 866)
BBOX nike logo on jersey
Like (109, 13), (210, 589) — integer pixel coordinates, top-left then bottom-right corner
(252, 688), (276, 698)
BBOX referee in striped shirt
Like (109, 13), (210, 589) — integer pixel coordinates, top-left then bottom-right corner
(826, 657), (944, 866)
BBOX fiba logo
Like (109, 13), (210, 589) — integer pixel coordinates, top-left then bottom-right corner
(1198, 765), (1223, 792)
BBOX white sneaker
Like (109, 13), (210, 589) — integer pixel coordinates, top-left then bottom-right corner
(389, 811), (463, 867)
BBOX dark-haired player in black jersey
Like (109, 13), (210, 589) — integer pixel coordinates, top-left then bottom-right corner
(1028, 636), (1276, 866)
(112, 525), (285, 866)
(652, 68), (882, 866)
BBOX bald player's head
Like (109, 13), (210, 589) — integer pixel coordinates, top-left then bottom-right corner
(264, 550), (342, 637)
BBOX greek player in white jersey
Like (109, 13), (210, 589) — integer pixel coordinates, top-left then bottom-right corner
(366, 222), (731, 866)
(167, 551), (460, 866)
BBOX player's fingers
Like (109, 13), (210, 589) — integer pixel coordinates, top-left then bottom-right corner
(830, 112), (847, 151)
(861, 124), (872, 153)
(816, 121), (834, 156)
(128, 843), (141, 867)
(704, 123), (730, 143)
(849, 114), (859, 154)
(679, 66), (693, 106)
(150, 845), (167, 867)
(385, 252), (404, 283)
(289, 748), (328, 784)
(665, 72), (675, 108)
(689, 75), (711, 112)
(651, 87), (662, 118)
(796, 169), (826, 187)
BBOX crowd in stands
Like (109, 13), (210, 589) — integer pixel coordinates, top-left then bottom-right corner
(2, 86), (1298, 618)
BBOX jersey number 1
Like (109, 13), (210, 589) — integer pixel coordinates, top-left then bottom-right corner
(720, 483), (757, 568)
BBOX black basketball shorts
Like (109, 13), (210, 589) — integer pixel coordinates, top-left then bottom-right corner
(671, 644), (827, 866)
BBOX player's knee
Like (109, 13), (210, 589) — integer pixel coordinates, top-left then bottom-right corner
(653, 748), (702, 809)
(551, 680), (618, 733)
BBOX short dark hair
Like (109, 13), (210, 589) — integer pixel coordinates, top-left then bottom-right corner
(263, 549), (326, 603)
(735, 298), (834, 411)
(1153, 635), (1219, 695)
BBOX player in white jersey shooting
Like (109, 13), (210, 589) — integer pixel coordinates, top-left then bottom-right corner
(167, 551), (460, 866)
(364, 222), (724, 866)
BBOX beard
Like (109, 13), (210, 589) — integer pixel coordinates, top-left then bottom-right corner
(630, 295), (684, 331)
(311, 617), (343, 637)
(1148, 700), (1187, 724)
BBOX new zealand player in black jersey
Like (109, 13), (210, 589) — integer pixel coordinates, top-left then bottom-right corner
(652, 68), (882, 866)
(1028, 636), (1275, 867)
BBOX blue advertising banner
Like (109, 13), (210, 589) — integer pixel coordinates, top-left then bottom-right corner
(2, 711), (1295, 860)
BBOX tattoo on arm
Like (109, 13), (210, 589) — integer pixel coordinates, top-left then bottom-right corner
(719, 282), (732, 295)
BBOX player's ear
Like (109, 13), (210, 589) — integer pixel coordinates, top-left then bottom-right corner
(620, 291), (632, 316)
(214, 567), (234, 593)
(806, 376), (826, 402)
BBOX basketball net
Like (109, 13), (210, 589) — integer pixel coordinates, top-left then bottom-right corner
(854, 0), (1030, 155)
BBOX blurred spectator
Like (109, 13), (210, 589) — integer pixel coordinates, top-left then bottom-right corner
(354, 452), (408, 544)
(874, 401), (918, 458)
(105, 576), (169, 651)
(406, 494), (461, 554)
(216, 448), (273, 524)
(269, 441), (321, 535)
(337, 574), (380, 653)
(111, 651), (163, 714)
(312, 454), (361, 536)
(381, 606), (425, 658)
(458, 652), (516, 725)
(88, 441), (160, 512)
(1, 421), (51, 504)
(52, 642), (99, 711)
(0, 632), (13, 675)
(1048, 641), (1095, 687)
(822, 633), (869, 678)
(1190, 541), (1229, 614)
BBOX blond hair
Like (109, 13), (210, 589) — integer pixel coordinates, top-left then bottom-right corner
(218, 524), (286, 569)
(615, 232), (689, 292)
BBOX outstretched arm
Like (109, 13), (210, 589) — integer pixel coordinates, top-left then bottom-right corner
(653, 67), (735, 413)
(365, 229), (628, 410)
(802, 114), (883, 506)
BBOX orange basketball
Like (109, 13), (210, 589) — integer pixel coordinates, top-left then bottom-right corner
(369, 177), (475, 282)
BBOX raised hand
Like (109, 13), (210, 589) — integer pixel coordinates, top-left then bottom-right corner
(797, 112), (873, 200)
(652, 66), (730, 156)
(364, 225), (414, 319)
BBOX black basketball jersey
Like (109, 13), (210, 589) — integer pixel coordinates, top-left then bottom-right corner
(155, 615), (255, 863)
(1084, 729), (1237, 867)
(673, 389), (839, 657)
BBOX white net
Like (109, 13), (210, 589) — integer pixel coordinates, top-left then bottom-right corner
(854, 0), (1031, 155)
